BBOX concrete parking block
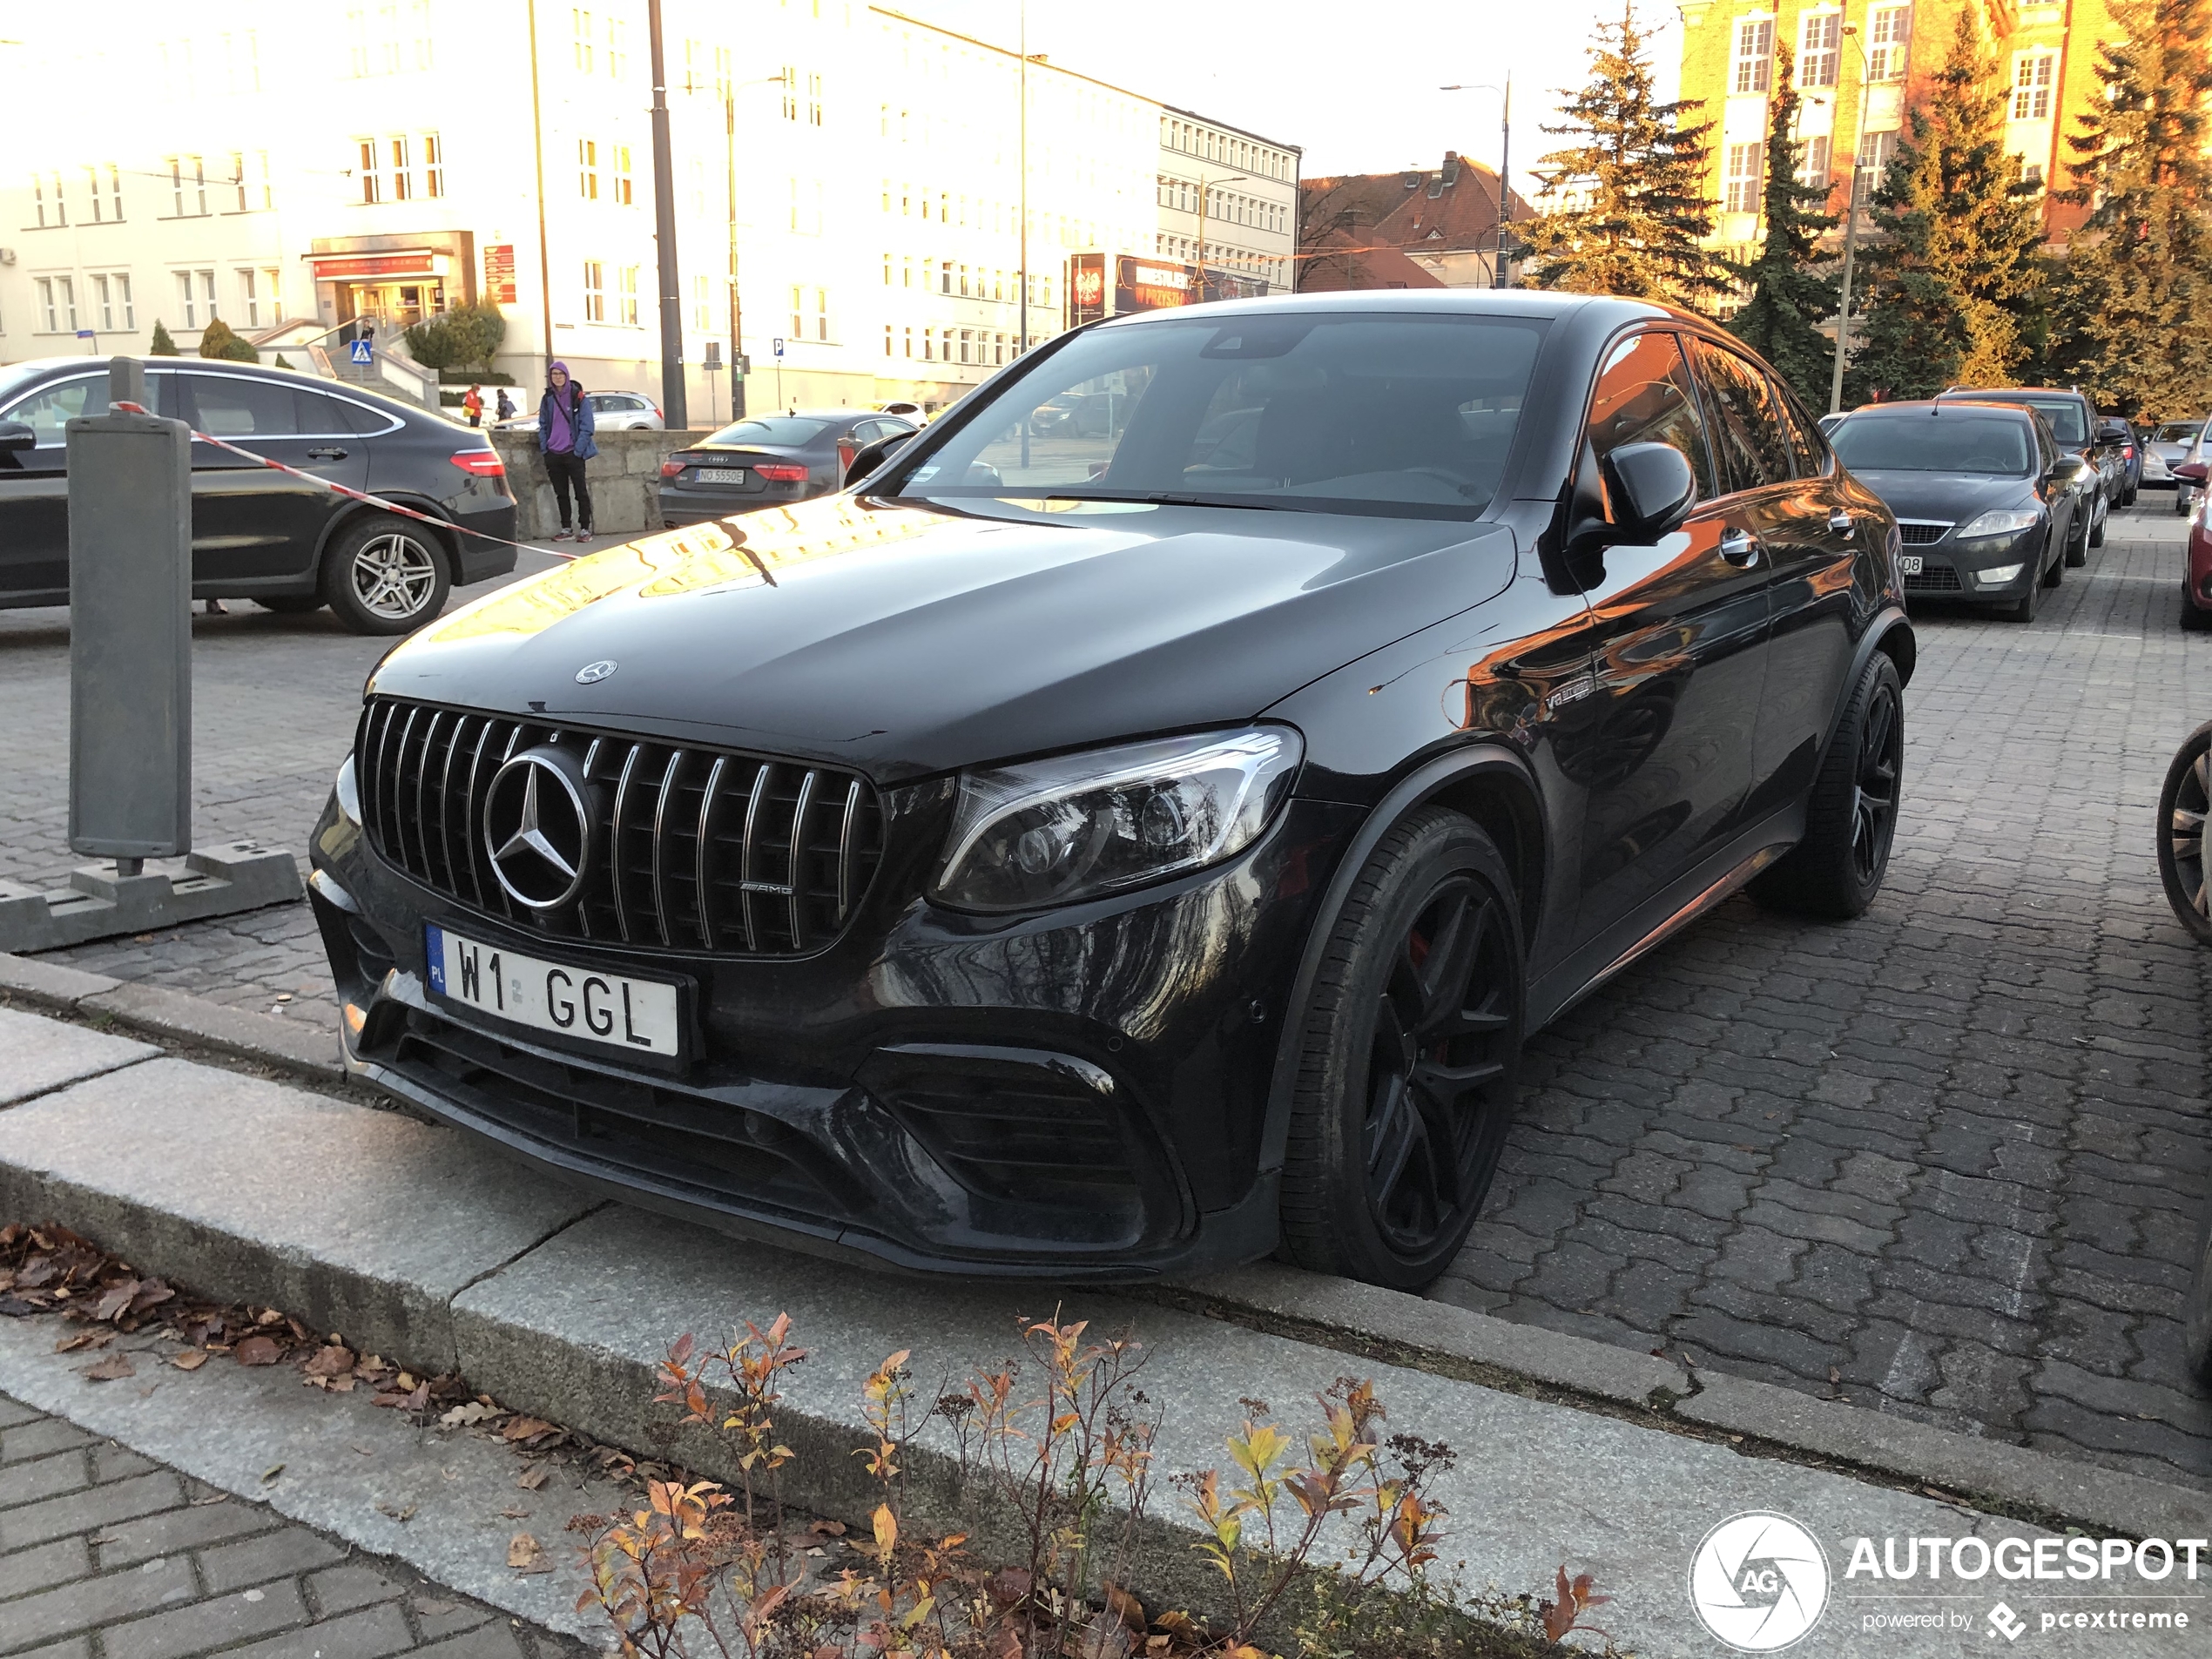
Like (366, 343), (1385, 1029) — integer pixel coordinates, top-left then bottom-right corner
(0, 1008), (154, 1107)
(0, 1056), (598, 1370)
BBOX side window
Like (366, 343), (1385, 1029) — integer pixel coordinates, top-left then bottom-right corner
(1, 376), (109, 448)
(185, 375), (300, 439)
(1691, 341), (1796, 490)
(1583, 331), (1718, 506)
(1776, 384), (1830, 476)
(297, 388), (374, 435)
(848, 420), (885, 443)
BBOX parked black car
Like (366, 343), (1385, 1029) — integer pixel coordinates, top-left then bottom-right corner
(658, 410), (917, 526)
(2099, 415), (2142, 505)
(1827, 401), (2075, 622)
(0, 357), (516, 633)
(1936, 386), (2112, 558)
(310, 292), (1912, 1289)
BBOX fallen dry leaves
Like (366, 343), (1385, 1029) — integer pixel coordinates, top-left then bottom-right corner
(507, 1531), (551, 1574)
(234, 1336), (282, 1367)
(170, 1351), (209, 1372)
(516, 1465), (550, 1491)
(79, 1352), (136, 1382)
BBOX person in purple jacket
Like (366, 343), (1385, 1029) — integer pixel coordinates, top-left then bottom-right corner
(536, 361), (599, 543)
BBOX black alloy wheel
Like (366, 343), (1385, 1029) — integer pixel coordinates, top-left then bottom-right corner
(2090, 496), (2108, 548)
(2155, 720), (2212, 946)
(2067, 500), (2091, 566)
(2041, 530), (2063, 588)
(1280, 807), (1524, 1291)
(1751, 651), (1905, 919)
(2000, 556), (2041, 624)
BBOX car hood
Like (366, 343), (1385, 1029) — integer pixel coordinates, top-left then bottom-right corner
(370, 495), (1517, 780)
(1843, 469), (2041, 524)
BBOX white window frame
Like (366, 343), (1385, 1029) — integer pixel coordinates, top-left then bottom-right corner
(572, 6), (593, 72)
(1724, 141), (1763, 213)
(1731, 17), (1775, 94)
(1796, 133), (1833, 192)
(357, 139), (382, 204)
(2012, 51), (2055, 121)
(578, 138), (599, 200)
(421, 134), (442, 198)
(1867, 6), (1912, 83)
(618, 264), (639, 326)
(1797, 10), (1841, 88)
(389, 134), (413, 201)
(583, 260), (605, 322)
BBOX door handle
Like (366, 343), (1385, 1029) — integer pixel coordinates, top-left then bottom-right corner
(1719, 528), (1762, 566)
(1827, 509), (1855, 535)
(305, 448), (347, 461)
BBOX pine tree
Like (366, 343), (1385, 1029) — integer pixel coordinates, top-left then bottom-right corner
(1516, 2), (1730, 307)
(148, 320), (179, 357)
(2057, 0), (2212, 420)
(1723, 42), (1837, 406)
(1847, 10), (2047, 401)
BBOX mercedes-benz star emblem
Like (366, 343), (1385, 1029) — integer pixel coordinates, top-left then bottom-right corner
(576, 659), (618, 685)
(482, 750), (595, 909)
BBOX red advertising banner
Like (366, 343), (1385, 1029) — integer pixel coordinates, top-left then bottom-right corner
(482, 244), (517, 305)
(309, 253), (440, 280)
(1069, 253), (1107, 326)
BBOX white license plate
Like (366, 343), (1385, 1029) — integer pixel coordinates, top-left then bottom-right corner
(698, 467), (749, 483)
(425, 925), (681, 1057)
(1897, 554), (1925, 575)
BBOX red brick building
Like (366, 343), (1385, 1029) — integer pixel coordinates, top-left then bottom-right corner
(1297, 152), (1534, 292)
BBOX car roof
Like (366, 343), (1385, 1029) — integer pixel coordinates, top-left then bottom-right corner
(1938, 386), (2087, 402)
(0, 353), (424, 419)
(1842, 399), (2039, 421)
(1091, 287), (1680, 331)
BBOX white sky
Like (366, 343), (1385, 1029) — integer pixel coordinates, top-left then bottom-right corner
(917, 0), (1684, 193)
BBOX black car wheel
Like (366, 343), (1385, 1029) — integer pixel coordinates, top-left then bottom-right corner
(323, 516), (451, 635)
(2155, 720), (2212, 945)
(1751, 651), (1904, 920)
(2000, 557), (2041, 624)
(2067, 501), (2091, 566)
(253, 596), (325, 615)
(2041, 531), (2063, 588)
(1279, 807), (1523, 1291)
(2089, 497), (2107, 548)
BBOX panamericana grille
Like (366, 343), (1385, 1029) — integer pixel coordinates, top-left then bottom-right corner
(1901, 564), (1964, 592)
(357, 697), (883, 955)
(1896, 522), (1952, 545)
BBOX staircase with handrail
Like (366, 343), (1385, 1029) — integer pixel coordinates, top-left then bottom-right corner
(247, 317), (442, 413)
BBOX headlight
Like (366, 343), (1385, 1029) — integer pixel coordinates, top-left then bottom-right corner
(335, 753), (362, 826)
(1956, 508), (2040, 542)
(934, 727), (1303, 913)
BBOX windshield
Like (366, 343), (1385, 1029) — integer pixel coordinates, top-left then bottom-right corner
(705, 416), (828, 447)
(1831, 413), (2037, 475)
(2155, 422), (2204, 444)
(887, 312), (1547, 517)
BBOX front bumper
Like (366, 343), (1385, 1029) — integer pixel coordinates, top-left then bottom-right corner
(450, 500), (520, 583)
(1898, 528), (2042, 604)
(308, 784), (1359, 1278)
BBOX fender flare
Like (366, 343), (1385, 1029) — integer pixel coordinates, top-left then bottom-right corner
(1819, 606), (1915, 765)
(313, 495), (461, 579)
(1256, 741), (1544, 1177)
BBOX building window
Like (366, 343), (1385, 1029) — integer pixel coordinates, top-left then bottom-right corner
(100, 273), (132, 331)
(959, 327), (972, 364)
(816, 288), (828, 341)
(572, 7), (593, 72)
(421, 135), (442, 198)
(104, 164), (124, 221)
(903, 325), (913, 358)
(583, 260), (605, 322)
(31, 172), (63, 228)
(1731, 17), (1774, 95)
(357, 140), (381, 204)
(175, 269), (216, 328)
(1797, 11), (1840, 87)
(618, 265), (639, 325)
(1796, 133), (1833, 191)
(790, 286), (803, 336)
(2020, 159), (2045, 187)
(780, 65), (799, 120)
(578, 138), (599, 200)
(1867, 6), (1912, 82)
(606, 15), (627, 78)
(808, 71), (824, 125)
(611, 145), (633, 205)
(35, 276), (77, 333)
(390, 135), (413, 200)
(884, 324), (894, 357)
(1856, 127), (1897, 186)
(2012, 51), (2055, 120)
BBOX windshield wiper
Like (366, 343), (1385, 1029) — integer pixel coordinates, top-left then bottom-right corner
(1033, 490), (1298, 511)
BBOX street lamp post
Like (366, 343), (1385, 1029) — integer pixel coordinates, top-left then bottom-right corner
(645, 0), (686, 428)
(1439, 77), (1514, 287)
(1190, 172), (1249, 300)
(1829, 24), (1875, 415)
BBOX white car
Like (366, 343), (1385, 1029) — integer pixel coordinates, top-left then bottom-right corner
(584, 390), (665, 431)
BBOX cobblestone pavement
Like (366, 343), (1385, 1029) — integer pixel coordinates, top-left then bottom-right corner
(1440, 507), (2212, 1489)
(9, 514), (2209, 1491)
(0, 1391), (585, 1659)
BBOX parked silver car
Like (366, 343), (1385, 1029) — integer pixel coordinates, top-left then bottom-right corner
(584, 390), (664, 431)
(2148, 418), (2207, 507)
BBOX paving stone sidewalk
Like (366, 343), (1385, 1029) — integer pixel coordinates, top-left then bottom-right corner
(0, 1391), (587, 1659)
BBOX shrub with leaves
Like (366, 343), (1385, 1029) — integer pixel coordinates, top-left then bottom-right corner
(197, 318), (259, 362)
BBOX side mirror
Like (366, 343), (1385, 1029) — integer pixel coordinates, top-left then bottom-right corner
(0, 421), (35, 455)
(1602, 442), (1698, 538)
(841, 429), (914, 488)
(2176, 461), (2209, 485)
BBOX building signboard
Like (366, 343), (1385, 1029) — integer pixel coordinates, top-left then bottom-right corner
(1069, 253), (1108, 326)
(482, 244), (517, 305)
(308, 253), (445, 281)
(1116, 255), (1195, 314)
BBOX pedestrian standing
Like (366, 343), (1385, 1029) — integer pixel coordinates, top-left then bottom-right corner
(536, 361), (597, 544)
(496, 388), (516, 422)
(462, 383), (484, 428)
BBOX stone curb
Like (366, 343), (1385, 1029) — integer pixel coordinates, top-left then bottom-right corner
(3, 961), (2206, 1548)
(0, 951), (344, 1083)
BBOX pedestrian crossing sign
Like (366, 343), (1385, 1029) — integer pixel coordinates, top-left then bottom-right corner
(348, 340), (374, 365)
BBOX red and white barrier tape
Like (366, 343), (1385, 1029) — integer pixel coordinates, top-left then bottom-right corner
(109, 400), (583, 563)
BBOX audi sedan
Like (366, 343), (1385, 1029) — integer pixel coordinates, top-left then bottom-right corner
(0, 356), (516, 633)
(658, 410), (916, 526)
(310, 291), (1911, 1289)
(1827, 401), (2075, 622)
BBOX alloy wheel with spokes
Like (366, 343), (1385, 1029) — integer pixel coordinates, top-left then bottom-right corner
(1750, 650), (1905, 919)
(352, 532), (440, 620)
(1281, 807), (1524, 1290)
(322, 515), (452, 635)
(2155, 721), (2212, 945)
(1850, 677), (1902, 887)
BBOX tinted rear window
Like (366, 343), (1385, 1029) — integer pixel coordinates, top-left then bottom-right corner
(1953, 395), (2085, 445)
(705, 417), (828, 446)
(1832, 412), (2037, 475)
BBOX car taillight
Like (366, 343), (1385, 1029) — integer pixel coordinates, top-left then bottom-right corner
(660, 457), (690, 478)
(449, 450), (505, 477)
(755, 463), (807, 482)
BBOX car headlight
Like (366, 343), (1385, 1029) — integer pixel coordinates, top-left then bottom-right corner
(335, 753), (362, 826)
(934, 727), (1303, 913)
(1956, 508), (2041, 542)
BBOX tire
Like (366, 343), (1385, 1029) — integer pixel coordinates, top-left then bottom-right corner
(2041, 532), (2063, 588)
(2089, 499), (2107, 548)
(2154, 719), (2212, 946)
(2000, 563), (2040, 623)
(1278, 807), (1524, 1291)
(320, 516), (451, 636)
(2183, 1193), (2212, 1389)
(252, 595), (324, 615)
(2179, 489), (2194, 518)
(1750, 651), (1904, 920)
(2066, 502), (2090, 566)
(2183, 597), (2212, 632)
